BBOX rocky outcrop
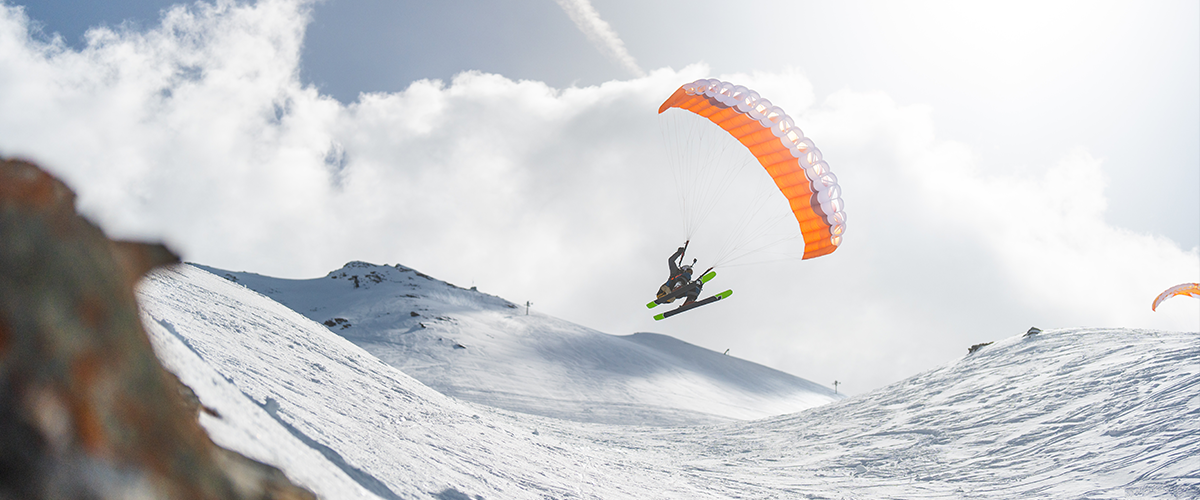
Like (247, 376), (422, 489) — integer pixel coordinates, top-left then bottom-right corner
(0, 158), (314, 499)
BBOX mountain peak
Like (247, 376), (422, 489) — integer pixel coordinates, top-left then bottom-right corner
(201, 262), (838, 425)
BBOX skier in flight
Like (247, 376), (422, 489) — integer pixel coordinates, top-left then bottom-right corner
(647, 243), (731, 320)
(658, 244), (701, 306)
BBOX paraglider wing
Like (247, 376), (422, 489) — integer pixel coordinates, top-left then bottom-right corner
(658, 79), (846, 259)
(1151, 283), (1200, 311)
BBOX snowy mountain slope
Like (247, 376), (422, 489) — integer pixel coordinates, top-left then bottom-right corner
(648, 327), (1200, 498)
(139, 264), (1200, 499)
(192, 261), (838, 425)
(138, 264), (680, 499)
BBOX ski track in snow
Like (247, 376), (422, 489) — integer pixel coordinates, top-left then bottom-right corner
(138, 264), (1200, 499)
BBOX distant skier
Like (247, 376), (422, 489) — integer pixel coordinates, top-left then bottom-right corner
(658, 244), (701, 306)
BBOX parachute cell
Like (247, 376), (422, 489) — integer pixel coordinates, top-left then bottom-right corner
(1151, 283), (1200, 311)
(659, 79), (846, 259)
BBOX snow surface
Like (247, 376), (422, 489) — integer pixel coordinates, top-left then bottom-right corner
(190, 261), (838, 426)
(138, 264), (1200, 499)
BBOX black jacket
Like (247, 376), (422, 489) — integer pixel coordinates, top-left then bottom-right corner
(664, 247), (694, 289)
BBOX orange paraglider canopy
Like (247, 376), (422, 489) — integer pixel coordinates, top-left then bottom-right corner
(1152, 283), (1200, 311)
(659, 79), (845, 259)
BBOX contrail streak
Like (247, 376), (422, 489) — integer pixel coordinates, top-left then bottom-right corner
(552, 0), (645, 77)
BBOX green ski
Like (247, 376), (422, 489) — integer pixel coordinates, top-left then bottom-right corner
(653, 289), (732, 320)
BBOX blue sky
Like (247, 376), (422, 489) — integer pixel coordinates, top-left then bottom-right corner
(6, 0), (1198, 393)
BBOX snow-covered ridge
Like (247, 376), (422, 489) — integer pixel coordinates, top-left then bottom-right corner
(192, 261), (840, 426)
(139, 264), (634, 499)
(138, 264), (1200, 498)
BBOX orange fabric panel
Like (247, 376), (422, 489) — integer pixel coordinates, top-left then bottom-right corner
(658, 87), (693, 113)
(660, 85), (835, 259)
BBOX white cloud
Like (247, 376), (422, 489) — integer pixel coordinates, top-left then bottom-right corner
(551, 0), (644, 77)
(0, 0), (1194, 395)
